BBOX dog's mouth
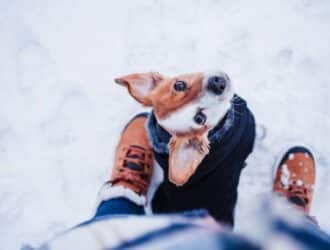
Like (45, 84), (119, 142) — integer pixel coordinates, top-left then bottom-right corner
(193, 109), (207, 126)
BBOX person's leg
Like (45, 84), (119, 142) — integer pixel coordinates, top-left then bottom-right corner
(269, 212), (330, 249)
(236, 147), (329, 249)
(93, 113), (154, 219)
(77, 197), (145, 228)
(95, 198), (144, 216)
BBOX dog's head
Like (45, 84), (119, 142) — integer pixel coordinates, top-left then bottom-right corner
(115, 71), (234, 186)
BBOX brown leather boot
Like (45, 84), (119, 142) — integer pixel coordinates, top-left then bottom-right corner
(99, 114), (154, 205)
(273, 146), (316, 214)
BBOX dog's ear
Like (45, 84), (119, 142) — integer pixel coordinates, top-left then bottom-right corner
(168, 134), (210, 186)
(114, 72), (163, 106)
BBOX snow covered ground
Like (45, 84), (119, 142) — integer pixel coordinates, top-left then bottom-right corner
(1, 0), (330, 249)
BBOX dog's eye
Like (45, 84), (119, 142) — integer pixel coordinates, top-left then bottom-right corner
(174, 81), (187, 92)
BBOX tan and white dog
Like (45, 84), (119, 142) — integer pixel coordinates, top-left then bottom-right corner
(115, 71), (234, 186)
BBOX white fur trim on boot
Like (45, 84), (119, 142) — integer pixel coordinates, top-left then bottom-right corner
(97, 183), (147, 207)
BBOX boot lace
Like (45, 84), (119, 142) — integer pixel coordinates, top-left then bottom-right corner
(287, 181), (310, 208)
(111, 145), (152, 194)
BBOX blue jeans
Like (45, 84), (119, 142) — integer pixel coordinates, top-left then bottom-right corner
(76, 197), (330, 250)
(76, 198), (144, 228)
(94, 198), (144, 217)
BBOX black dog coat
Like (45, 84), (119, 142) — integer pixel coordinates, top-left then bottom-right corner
(143, 95), (255, 227)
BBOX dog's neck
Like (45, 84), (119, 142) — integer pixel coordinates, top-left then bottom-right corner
(147, 104), (236, 154)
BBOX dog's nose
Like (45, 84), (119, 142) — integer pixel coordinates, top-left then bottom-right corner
(207, 76), (227, 95)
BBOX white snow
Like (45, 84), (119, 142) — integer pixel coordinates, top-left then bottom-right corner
(1, 0), (330, 249)
(280, 164), (291, 188)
